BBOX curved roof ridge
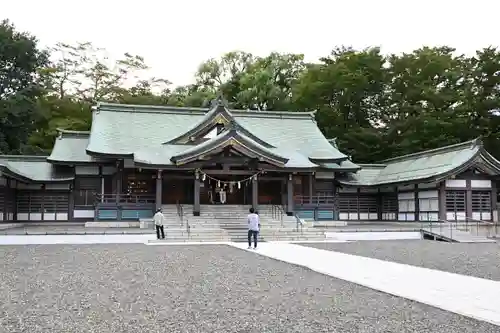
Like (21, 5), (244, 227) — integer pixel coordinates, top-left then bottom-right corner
(57, 128), (90, 137)
(381, 138), (481, 164)
(170, 128), (288, 166)
(95, 101), (315, 119)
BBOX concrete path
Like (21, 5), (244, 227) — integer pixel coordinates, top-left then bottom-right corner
(230, 242), (500, 327)
(0, 234), (156, 245)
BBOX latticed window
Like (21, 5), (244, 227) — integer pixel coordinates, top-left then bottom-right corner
(43, 193), (70, 213)
(471, 191), (491, 212)
(358, 195), (377, 213)
(445, 191), (466, 212)
(338, 194), (358, 213)
(382, 195), (398, 213)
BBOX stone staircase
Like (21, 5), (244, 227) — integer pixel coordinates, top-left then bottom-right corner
(149, 204), (326, 243)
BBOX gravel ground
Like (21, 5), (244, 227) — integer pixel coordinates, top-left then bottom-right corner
(302, 240), (500, 281)
(0, 245), (498, 333)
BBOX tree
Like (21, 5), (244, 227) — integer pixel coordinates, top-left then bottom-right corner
(382, 47), (468, 157)
(0, 20), (48, 154)
(294, 47), (388, 162)
(237, 52), (305, 110)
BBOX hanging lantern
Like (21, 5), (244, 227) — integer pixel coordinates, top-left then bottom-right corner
(202, 173), (206, 181)
(238, 181), (241, 189)
(217, 180), (221, 188)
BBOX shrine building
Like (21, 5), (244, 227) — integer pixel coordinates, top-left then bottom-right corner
(0, 101), (499, 223)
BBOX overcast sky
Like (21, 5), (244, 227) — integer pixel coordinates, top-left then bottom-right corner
(3, 0), (499, 87)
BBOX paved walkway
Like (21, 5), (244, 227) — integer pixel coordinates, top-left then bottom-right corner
(230, 242), (500, 326)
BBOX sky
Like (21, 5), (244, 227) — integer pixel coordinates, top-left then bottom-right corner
(3, 0), (500, 87)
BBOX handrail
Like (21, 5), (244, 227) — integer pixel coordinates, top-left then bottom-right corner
(294, 195), (337, 205)
(422, 216), (498, 239)
(96, 193), (155, 204)
(176, 201), (184, 226)
(271, 204), (285, 227)
(294, 214), (304, 233)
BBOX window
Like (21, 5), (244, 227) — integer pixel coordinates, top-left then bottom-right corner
(445, 191), (466, 212)
(472, 191), (491, 211)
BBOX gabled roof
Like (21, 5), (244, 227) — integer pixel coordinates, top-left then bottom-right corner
(48, 129), (108, 164)
(86, 102), (349, 164)
(0, 155), (74, 183)
(170, 128), (289, 167)
(338, 139), (500, 186)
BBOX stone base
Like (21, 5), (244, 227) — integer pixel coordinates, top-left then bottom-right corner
(312, 221), (348, 227)
(139, 220), (154, 229)
(85, 221), (140, 228)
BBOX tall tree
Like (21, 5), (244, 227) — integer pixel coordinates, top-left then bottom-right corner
(382, 47), (467, 157)
(0, 20), (48, 154)
(294, 47), (388, 162)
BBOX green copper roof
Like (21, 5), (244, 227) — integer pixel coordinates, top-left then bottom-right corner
(0, 156), (74, 182)
(86, 102), (348, 165)
(338, 139), (500, 186)
(48, 129), (107, 163)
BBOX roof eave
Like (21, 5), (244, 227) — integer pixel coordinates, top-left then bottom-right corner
(171, 130), (289, 167)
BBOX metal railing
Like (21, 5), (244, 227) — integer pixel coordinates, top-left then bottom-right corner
(294, 195), (337, 205)
(294, 214), (304, 233)
(271, 204), (285, 227)
(176, 201), (184, 226)
(458, 216), (498, 238)
(96, 193), (155, 204)
(419, 213), (499, 240)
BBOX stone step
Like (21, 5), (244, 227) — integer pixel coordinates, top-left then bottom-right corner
(149, 235), (326, 243)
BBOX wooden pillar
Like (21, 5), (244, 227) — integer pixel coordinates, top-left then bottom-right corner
(99, 166), (104, 203)
(3, 179), (8, 221)
(193, 174), (200, 216)
(466, 179), (472, 219)
(438, 181), (446, 221)
(41, 183), (45, 221)
(252, 176), (258, 209)
(156, 170), (162, 210)
(286, 174), (294, 216)
(491, 180), (497, 222)
(68, 181), (74, 221)
(414, 184), (420, 221)
(377, 188), (382, 221)
(115, 160), (122, 203)
(356, 188), (361, 220)
(308, 173), (313, 204)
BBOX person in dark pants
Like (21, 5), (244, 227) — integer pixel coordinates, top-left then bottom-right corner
(153, 208), (165, 239)
(247, 207), (260, 249)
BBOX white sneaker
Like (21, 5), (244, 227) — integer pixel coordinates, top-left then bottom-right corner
(253, 247), (257, 250)
(247, 246), (252, 249)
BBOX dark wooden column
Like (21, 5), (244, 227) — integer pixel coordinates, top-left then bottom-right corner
(193, 173), (200, 216)
(156, 170), (162, 210)
(252, 176), (258, 209)
(286, 174), (294, 216)
(491, 180), (497, 222)
(414, 184), (420, 221)
(308, 173), (313, 204)
(466, 179), (472, 219)
(438, 181), (446, 221)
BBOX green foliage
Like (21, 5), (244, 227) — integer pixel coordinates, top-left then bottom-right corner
(0, 20), (48, 154)
(2, 19), (500, 161)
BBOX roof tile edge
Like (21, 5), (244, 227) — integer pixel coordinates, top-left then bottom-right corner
(95, 101), (315, 119)
(380, 138), (481, 164)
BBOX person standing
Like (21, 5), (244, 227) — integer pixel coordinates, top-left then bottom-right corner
(247, 207), (260, 249)
(153, 208), (165, 240)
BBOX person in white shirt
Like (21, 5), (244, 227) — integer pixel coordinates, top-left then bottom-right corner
(247, 207), (260, 249)
(153, 208), (165, 239)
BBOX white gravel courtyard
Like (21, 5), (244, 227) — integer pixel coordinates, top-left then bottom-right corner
(0, 238), (499, 332)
